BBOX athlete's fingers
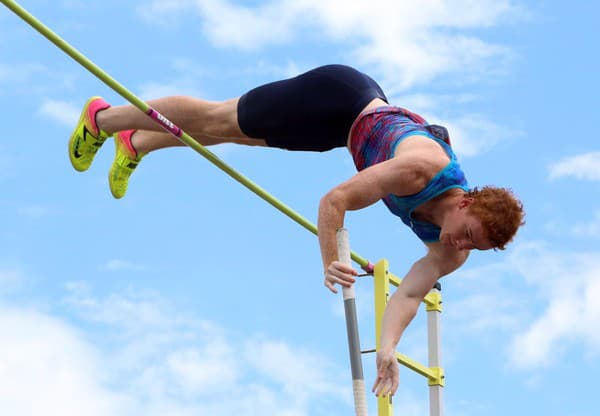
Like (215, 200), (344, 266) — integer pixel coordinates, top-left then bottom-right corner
(371, 374), (383, 393)
(330, 260), (358, 274)
(326, 268), (356, 285)
(374, 377), (391, 397)
(324, 277), (339, 293)
(329, 261), (358, 277)
(327, 275), (354, 288)
(390, 373), (399, 396)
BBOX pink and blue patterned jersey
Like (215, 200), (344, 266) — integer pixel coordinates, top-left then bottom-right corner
(349, 106), (469, 243)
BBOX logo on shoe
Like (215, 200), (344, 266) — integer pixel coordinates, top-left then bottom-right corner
(73, 135), (83, 158)
(73, 126), (93, 159)
(74, 125), (102, 159)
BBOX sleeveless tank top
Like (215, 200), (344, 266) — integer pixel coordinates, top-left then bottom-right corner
(349, 106), (469, 242)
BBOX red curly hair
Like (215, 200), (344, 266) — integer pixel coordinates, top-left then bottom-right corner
(467, 186), (525, 250)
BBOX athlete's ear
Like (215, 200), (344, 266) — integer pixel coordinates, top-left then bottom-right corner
(458, 197), (475, 209)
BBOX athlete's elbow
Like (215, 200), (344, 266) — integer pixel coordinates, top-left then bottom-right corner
(320, 188), (347, 213)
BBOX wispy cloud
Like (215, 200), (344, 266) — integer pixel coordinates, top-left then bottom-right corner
(399, 95), (524, 158)
(449, 242), (600, 371)
(0, 305), (129, 416)
(135, 0), (196, 28)
(38, 99), (80, 127)
(506, 242), (600, 369)
(243, 338), (349, 402)
(442, 113), (523, 158)
(0, 282), (352, 415)
(446, 260), (529, 335)
(140, 0), (524, 91)
(548, 152), (600, 181)
(133, 0), (527, 158)
(137, 59), (303, 101)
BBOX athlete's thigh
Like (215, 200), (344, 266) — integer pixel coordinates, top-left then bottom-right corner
(205, 97), (251, 138)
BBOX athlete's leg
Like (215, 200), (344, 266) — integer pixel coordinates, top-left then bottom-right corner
(108, 127), (268, 199)
(103, 97), (267, 199)
(96, 96), (266, 151)
(127, 129), (267, 155)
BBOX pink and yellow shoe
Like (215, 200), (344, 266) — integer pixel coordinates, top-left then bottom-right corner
(68, 96), (112, 172)
(109, 130), (146, 199)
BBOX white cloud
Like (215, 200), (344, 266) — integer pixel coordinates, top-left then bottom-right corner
(392, 93), (522, 157)
(441, 113), (523, 158)
(389, 390), (429, 416)
(506, 242), (600, 369)
(448, 242), (600, 371)
(0, 305), (131, 416)
(548, 151), (600, 181)
(136, 0), (196, 27)
(133, 1), (525, 158)
(165, 345), (238, 396)
(0, 282), (352, 415)
(6, 0), (523, 166)
(449, 292), (524, 332)
(63, 282), (181, 330)
(446, 260), (529, 335)
(244, 338), (349, 402)
(197, 0), (299, 50)
(38, 98), (80, 127)
(404, 105), (522, 158)
(141, 0), (523, 91)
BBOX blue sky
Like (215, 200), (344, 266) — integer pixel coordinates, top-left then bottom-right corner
(1, 0), (599, 415)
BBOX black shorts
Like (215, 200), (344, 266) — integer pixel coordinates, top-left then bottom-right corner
(237, 64), (388, 152)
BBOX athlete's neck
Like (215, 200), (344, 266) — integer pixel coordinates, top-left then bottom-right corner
(414, 188), (466, 226)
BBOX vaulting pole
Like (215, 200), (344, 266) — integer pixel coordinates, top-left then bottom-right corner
(337, 228), (368, 416)
(0, 0), (375, 272)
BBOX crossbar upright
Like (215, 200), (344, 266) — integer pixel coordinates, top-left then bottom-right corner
(1, 3), (449, 414)
(373, 259), (445, 416)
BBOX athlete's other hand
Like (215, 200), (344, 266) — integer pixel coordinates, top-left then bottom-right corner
(372, 349), (399, 397)
(324, 260), (357, 293)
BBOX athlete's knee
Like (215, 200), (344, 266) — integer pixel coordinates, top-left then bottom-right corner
(203, 98), (243, 137)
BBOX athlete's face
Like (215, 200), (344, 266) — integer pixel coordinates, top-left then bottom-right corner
(439, 198), (494, 251)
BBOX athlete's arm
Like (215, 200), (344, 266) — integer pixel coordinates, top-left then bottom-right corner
(318, 154), (428, 293)
(372, 243), (469, 397)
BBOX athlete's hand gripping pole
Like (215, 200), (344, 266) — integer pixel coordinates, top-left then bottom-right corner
(337, 228), (368, 416)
